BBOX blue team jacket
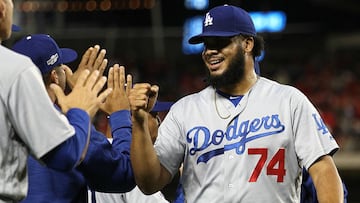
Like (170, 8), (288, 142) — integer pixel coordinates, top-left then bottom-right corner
(21, 110), (135, 203)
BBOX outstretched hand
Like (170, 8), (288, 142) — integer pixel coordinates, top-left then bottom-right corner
(51, 69), (112, 118)
(100, 64), (132, 114)
(128, 83), (159, 122)
(65, 45), (108, 89)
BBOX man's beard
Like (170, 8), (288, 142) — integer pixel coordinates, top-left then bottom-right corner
(205, 46), (245, 89)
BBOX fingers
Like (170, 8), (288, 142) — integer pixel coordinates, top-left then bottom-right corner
(78, 45), (107, 73)
(100, 64), (132, 114)
(77, 70), (107, 96)
(91, 48), (107, 72)
(50, 83), (66, 100)
(107, 66), (114, 90)
(108, 64), (127, 91)
(64, 65), (76, 89)
(92, 76), (108, 95)
(117, 65), (124, 91)
(107, 64), (122, 90)
(50, 83), (67, 112)
(147, 85), (159, 112)
(112, 64), (120, 90)
(87, 45), (101, 67)
(98, 88), (113, 103)
(150, 85), (159, 95)
(78, 46), (93, 69)
(129, 83), (153, 110)
(73, 69), (91, 89)
(68, 45), (103, 90)
(98, 58), (108, 77)
(64, 66), (73, 80)
(84, 70), (100, 90)
(128, 83), (159, 113)
(126, 74), (132, 96)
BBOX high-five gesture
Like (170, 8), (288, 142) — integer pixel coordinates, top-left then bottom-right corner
(101, 64), (133, 114)
(65, 45), (108, 89)
(128, 83), (159, 122)
(51, 70), (112, 118)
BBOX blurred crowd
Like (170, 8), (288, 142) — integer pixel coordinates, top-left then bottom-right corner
(271, 51), (360, 152)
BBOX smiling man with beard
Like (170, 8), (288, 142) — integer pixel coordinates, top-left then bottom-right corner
(203, 36), (251, 89)
(128, 4), (344, 203)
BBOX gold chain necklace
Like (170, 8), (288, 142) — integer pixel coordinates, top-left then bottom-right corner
(214, 90), (231, 119)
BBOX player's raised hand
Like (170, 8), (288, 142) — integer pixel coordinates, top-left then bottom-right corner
(51, 69), (112, 118)
(65, 45), (108, 89)
(128, 83), (159, 121)
(100, 64), (132, 114)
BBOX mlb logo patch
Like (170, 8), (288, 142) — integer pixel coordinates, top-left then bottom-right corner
(47, 53), (59, 66)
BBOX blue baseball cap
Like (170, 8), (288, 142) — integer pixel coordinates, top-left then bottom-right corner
(12, 34), (78, 74)
(189, 5), (256, 44)
(151, 101), (174, 112)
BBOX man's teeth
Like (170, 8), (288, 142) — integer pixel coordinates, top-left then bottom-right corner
(210, 60), (221, 65)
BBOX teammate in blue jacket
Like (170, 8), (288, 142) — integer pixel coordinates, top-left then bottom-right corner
(91, 101), (173, 203)
(12, 34), (135, 202)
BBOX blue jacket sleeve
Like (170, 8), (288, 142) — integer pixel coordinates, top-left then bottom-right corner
(78, 110), (136, 193)
(41, 108), (90, 171)
(174, 183), (185, 203)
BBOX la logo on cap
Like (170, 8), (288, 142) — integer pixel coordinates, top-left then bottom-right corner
(204, 12), (213, 27)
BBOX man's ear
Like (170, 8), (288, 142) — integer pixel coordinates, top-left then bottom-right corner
(243, 37), (254, 53)
(50, 69), (59, 84)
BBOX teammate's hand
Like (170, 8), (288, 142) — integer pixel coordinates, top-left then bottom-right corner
(65, 45), (108, 89)
(100, 64), (132, 114)
(51, 69), (112, 117)
(128, 83), (159, 122)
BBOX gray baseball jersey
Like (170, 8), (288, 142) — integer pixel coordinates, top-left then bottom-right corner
(155, 77), (339, 203)
(92, 186), (169, 203)
(0, 45), (75, 201)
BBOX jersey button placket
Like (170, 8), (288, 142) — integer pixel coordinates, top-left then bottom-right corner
(224, 149), (235, 193)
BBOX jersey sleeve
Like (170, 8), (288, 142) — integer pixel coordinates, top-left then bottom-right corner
(8, 67), (75, 158)
(154, 103), (186, 177)
(291, 89), (339, 169)
(41, 108), (91, 170)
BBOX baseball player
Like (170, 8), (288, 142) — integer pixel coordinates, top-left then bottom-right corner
(128, 4), (344, 203)
(0, 0), (112, 200)
(173, 62), (349, 203)
(12, 34), (136, 202)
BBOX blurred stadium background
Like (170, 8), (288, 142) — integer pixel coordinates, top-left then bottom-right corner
(4, 0), (360, 201)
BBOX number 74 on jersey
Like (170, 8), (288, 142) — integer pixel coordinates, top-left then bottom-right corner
(248, 148), (286, 182)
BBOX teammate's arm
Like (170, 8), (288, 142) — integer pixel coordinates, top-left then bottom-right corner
(129, 83), (172, 194)
(79, 65), (136, 192)
(308, 155), (343, 203)
(43, 70), (112, 170)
